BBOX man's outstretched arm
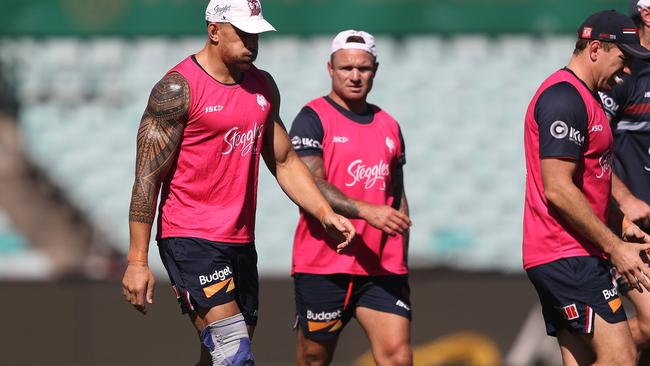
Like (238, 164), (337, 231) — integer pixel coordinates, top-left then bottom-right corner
(259, 72), (355, 252)
(123, 72), (189, 314)
(299, 155), (411, 237)
(542, 158), (650, 292)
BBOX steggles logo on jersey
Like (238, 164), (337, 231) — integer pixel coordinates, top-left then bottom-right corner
(345, 159), (390, 190)
(596, 150), (613, 179)
(306, 309), (343, 333)
(333, 136), (349, 144)
(257, 94), (267, 111)
(222, 123), (264, 156)
(385, 137), (395, 153)
(199, 266), (236, 299)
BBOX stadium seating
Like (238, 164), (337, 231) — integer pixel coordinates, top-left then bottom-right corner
(1, 35), (575, 275)
(0, 208), (51, 279)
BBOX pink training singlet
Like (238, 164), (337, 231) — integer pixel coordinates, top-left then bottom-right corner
(156, 56), (272, 243)
(523, 69), (613, 269)
(292, 97), (407, 276)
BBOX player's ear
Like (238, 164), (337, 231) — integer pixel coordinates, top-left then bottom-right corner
(588, 40), (600, 62)
(327, 60), (334, 77)
(207, 22), (220, 43)
(374, 62), (379, 74)
(641, 7), (650, 28)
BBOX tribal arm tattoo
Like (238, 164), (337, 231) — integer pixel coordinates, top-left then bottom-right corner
(301, 155), (361, 219)
(128, 72), (189, 224)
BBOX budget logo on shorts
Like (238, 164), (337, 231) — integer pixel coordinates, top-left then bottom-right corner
(603, 286), (622, 312)
(199, 266), (235, 298)
(562, 304), (579, 320)
(306, 309), (343, 333)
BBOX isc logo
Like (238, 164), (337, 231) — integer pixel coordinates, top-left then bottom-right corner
(205, 105), (224, 113)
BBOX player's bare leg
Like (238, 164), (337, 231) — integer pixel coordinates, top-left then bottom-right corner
(557, 329), (594, 366)
(558, 313), (636, 366)
(626, 289), (650, 349)
(296, 325), (339, 366)
(356, 307), (411, 366)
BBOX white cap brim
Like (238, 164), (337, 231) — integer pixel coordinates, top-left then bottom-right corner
(231, 18), (276, 34)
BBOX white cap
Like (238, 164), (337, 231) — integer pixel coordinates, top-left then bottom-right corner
(205, 0), (276, 34)
(330, 30), (377, 59)
(638, 0), (650, 8)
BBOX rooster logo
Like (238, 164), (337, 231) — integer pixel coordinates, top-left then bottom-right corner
(248, 0), (261, 16)
(385, 137), (395, 153)
(257, 94), (267, 111)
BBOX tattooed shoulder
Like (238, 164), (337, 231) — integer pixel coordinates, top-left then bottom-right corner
(147, 72), (190, 121)
(128, 72), (190, 224)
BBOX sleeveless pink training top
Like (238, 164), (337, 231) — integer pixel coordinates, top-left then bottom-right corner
(157, 56), (272, 243)
(523, 69), (613, 269)
(292, 97), (408, 275)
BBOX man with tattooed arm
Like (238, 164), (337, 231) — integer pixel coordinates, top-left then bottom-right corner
(121, 1), (355, 364)
(289, 30), (412, 365)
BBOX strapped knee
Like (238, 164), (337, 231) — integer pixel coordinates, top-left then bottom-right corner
(200, 313), (254, 365)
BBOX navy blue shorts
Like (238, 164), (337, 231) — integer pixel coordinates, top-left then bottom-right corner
(294, 273), (411, 341)
(526, 256), (626, 337)
(158, 237), (259, 326)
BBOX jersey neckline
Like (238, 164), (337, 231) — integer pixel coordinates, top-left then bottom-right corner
(322, 95), (376, 125)
(191, 55), (245, 88)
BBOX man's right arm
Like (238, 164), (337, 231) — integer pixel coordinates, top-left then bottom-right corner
(300, 155), (410, 236)
(122, 72), (189, 314)
(536, 82), (650, 291)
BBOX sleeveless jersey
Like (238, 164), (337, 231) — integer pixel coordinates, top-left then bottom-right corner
(157, 56), (272, 243)
(523, 69), (613, 269)
(292, 97), (407, 275)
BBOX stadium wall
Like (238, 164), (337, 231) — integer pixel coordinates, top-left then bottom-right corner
(0, 0), (629, 36)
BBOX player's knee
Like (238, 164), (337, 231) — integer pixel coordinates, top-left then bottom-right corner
(636, 317), (650, 345)
(301, 346), (332, 366)
(375, 343), (412, 366)
(601, 343), (637, 366)
(200, 313), (254, 365)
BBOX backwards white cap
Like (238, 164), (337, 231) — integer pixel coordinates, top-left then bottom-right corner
(330, 30), (377, 58)
(638, 0), (650, 8)
(205, 0), (276, 34)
